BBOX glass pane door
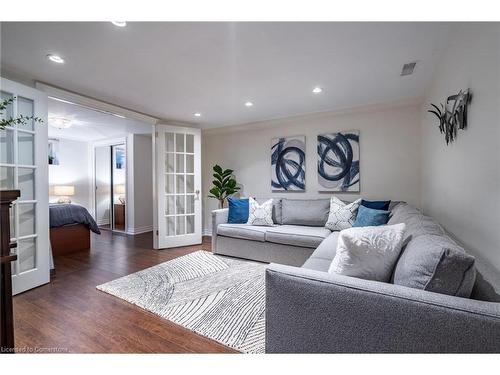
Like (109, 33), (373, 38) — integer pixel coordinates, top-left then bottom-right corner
(156, 125), (201, 249)
(165, 132), (196, 237)
(1, 77), (49, 295)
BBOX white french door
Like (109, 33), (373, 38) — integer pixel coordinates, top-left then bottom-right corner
(154, 125), (201, 249)
(1, 78), (49, 295)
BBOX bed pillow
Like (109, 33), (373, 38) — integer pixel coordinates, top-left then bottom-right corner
(329, 223), (406, 282)
(353, 205), (390, 227)
(361, 199), (391, 211)
(246, 198), (274, 226)
(325, 197), (361, 231)
(227, 197), (249, 224)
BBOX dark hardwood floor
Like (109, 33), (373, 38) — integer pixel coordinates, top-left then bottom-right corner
(13, 232), (238, 353)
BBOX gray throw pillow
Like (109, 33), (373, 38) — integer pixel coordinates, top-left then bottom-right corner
(281, 198), (330, 227)
(393, 234), (476, 298)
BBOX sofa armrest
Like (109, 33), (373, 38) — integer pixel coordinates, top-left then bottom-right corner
(211, 208), (229, 252)
(266, 263), (500, 353)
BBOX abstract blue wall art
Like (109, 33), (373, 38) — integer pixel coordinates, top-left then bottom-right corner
(317, 131), (360, 192)
(271, 136), (306, 191)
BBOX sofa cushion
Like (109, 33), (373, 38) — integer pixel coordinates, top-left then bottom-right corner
(265, 225), (331, 249)
(281, 198), (330, 226)
(247, 198), (274, 226)
(329, 223), (407, 282)
(227, 197), (249, 224)
(307, 232), (339, 261)
(393, 234), (476, 298)
(353, 205), (390, 227)
(325, 197), (361, 231)
(255, 197), (282, 224)
(217, 223), (268, 242)
(361, 199), (391, 211)
(388, 203), (445, 240)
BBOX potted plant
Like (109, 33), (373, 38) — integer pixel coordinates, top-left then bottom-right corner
(208, 165), (240, 209)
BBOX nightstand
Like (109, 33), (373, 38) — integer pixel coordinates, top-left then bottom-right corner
(114, 203), (125, 230)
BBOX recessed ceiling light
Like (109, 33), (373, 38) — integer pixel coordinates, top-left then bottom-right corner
(194, 113), (202, 117)
(245, 101), (254, 107)
(111, 21), (127, 27)
(312, 87), (323, 94)
(49, 117), (72, 129)
(47, 54), (65, 64)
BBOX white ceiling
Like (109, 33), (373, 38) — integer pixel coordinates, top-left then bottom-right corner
(47, 98), (152, 142)
(1, 22), (451, 128)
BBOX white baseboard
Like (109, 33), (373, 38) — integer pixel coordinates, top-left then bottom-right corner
(202, 229), (213, 236)
(126, 225), (153, 235)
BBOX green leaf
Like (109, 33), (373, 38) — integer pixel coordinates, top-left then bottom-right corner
(213, 165), (223, 174)
(212, 180), (222, 188)
(209, 187), (222, 198)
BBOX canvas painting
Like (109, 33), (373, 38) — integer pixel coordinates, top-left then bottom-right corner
(317, 131), (360, 192)
(271, 136), (306, 191)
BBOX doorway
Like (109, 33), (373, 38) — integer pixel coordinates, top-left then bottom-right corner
(94, 143), (127, 233)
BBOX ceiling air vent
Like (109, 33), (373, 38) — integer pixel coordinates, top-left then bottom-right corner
(400, 62), (417, 76)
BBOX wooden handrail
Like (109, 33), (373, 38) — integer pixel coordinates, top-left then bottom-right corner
(1, 189), (20, 353)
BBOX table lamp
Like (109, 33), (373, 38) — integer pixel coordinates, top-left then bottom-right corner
(115, 184), (126, 204)
(53, 185), (75, 204)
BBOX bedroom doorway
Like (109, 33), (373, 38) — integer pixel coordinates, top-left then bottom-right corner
(94, 142), (127, 233)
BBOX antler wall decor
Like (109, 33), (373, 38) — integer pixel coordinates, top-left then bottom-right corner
(428, 89), (471, 145)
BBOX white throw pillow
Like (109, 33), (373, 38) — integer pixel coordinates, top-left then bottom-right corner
(325, 197), (361, 231)
(246, 197), (274, 226)
(328, 223), (407, 282)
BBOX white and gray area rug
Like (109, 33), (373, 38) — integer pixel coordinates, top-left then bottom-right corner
(96, 250), (266, 353)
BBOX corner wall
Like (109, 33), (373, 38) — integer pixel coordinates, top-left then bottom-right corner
(420, 23), (500, 274)
(202, 102), (422, 234)
(126, 133), (153, 234)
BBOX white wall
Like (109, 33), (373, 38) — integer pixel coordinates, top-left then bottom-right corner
(49, 138), (91, 209)
(420, 23), (500, 276)
(202, 102), (422, 233)
(126, 134), (153, 234)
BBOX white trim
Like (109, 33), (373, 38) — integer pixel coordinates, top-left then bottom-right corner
(202, 229), (213, 236)
(35, 82), (159, 125)
(126, 225), (154, 235)
(152, 127), (158, 248)
(126, 134), (135, 234)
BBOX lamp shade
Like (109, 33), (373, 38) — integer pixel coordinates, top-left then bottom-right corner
(115, 184), (126, 194)
(53, 185), (75, 196)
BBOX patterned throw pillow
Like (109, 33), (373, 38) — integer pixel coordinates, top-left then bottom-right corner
(329, 223), (407, 282)
(325, 197), (361, 231)
(246, 198), (274, 226)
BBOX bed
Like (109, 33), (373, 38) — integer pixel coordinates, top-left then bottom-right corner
(49, 204), (101, 256)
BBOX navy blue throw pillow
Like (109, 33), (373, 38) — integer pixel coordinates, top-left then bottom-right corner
(361, 199), (391, 211)
(227, 198), (249, 224)
(353, 205), (390, 227)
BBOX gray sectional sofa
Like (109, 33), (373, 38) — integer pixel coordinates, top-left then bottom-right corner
(211, 198), (500, 353)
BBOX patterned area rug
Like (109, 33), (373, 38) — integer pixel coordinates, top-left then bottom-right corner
(96, 251), (266, 353)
